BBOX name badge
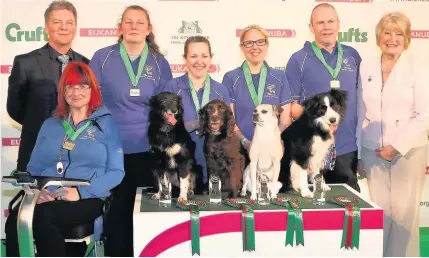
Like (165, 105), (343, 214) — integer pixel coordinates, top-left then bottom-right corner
(330, 80), (340, 89)
(63, 141), (75, 151)
(130, 88), (140, 97)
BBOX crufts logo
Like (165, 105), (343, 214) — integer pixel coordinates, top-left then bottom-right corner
(338, 28), (368, 43)
(170, 21), (208, 45)
(5, 23), (48, 42)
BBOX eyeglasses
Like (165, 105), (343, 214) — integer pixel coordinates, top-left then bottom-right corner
(241, 39), (267, 48)
(64, 84), (91, 92)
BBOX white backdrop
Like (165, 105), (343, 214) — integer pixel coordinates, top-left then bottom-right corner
(1, 0), (429, 239)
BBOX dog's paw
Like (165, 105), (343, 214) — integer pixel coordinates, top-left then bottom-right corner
(300, 189), (314, 198)
(250, 193), (257, 201)
(322, 184), (331, 191)
(240, 190), (247, 197)
(178, 196), (187, 202)
(152, 192), (161, 200)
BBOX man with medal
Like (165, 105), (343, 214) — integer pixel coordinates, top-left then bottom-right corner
(159, 36), (230, 194)
(285, 3), (362, 191)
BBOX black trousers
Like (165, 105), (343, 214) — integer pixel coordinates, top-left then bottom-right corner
(104, 152), (155, 257)
(324, 150), (360, 192)
(5, 198), (104, 257)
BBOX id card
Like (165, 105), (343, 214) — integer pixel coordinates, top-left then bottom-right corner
(63, 141), (75, 151)
(130, 88), (140, 97)
(330, 80), (340, 89)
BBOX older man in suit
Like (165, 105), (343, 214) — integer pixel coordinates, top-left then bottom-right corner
(7, 0), (89, 173)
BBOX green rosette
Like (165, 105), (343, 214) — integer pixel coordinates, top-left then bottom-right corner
(272, 197), (304, 247)
(226, 198), (256, 252)
(177, 199), (207, 256)
(330, 196), (361, 250)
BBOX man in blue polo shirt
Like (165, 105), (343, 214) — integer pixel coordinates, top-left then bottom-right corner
(285, 3), (362, 191)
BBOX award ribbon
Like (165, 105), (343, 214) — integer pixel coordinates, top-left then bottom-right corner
(189, 75), (211, 114)
(226, 198), (256, 252)
(119, 41), (149, 87)
(177, 199), (207, 256)
(272, 197), (304, 247)
(242, 61), (268, 106)
(330, 196), (361, 250)
(311, 41), (343, 80)
(62, 120), (91, 141)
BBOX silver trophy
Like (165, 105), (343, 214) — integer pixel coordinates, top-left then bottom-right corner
(312, 174), (326, 205)
(258, 174), (270, 205)
(159, 176), (172, 207)
(209, 174), (222, 205)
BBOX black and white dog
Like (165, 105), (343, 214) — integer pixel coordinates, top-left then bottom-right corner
(279, 89), (348, 198)
(148, 92), (196, 201)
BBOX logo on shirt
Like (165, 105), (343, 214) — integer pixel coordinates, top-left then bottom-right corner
(265, 84), (278, 98)
(338, 28), (368, 43)
(5, 23), (48, 42)
(141, 65), (154, 80)
(411, 30), (429, 39)
(341, 58), (356, 72)
(80, 127), (97, 141)
(170, 21), (209, 45)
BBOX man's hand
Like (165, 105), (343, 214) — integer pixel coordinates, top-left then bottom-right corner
(376, 145), (399, 161)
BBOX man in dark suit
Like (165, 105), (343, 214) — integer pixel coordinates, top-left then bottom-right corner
(7, 0), (89, 173)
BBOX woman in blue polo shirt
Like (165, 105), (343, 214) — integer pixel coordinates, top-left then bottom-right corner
(159, 36), (230, 193)
(89, 5), (172, 257)
(222, 25), (293, 154)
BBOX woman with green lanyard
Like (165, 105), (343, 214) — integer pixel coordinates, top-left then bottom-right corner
(222, 25), (293, 158)
(159, 36), (230, 193)
(89, 5), (172, 257)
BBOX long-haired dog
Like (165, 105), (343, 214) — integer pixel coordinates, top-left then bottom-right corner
(197, 99), (245, 198)
(148, 92), (196, 201)
(279, 89), (348, 198)
(242, 104), (284, 201)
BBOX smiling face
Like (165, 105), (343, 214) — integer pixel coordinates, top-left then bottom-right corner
(309, 5), (340, 48)
(45, 9), (76, 48)
(184, 41), (212, 80)
(240, 29), (268, 65)
(378, 23), (406, 56)
(64, 84), (91, 109)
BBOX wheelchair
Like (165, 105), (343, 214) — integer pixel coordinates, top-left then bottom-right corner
(3, 170), (109, 257)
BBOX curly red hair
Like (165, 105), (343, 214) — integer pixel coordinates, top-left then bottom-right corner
(55, 61), (102, 118)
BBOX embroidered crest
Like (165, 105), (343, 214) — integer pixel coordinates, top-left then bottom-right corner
(265, 84), (278, 98)
(141, 65), (154, 80)
(80, 126), (97, 141)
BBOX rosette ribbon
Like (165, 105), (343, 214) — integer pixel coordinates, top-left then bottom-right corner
(226, 198), (256, 252)
(177, 199), (207, 256)
(272, 197), (304, 247)
(330, 196), (361, 250)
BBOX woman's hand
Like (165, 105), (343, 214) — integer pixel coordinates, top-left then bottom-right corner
(376, 145), (399, 161)
(37, 189), (55, 204)
(357, 159), (366, 178)
(51, 187), (80, 201)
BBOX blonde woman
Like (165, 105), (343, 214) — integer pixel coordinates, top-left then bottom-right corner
(357, 12), (429, 257)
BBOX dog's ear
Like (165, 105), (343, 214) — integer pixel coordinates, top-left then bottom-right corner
(226, 104), (236, 138)
(197, 105), (208, 136)
(272, 105), (283, 117)
(176, 95), (185, 120)
(149, 94), (158, 109)
(330, 89), (348, 118)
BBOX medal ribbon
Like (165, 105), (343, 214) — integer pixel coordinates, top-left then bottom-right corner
(226, 198), (255, 252)
(177, 200), (207, 256)
(189, 75), (211, 114)
(311, 41), (343, 80)
(119, 42), (149, 87)
(62, 120), (91, 141)
(330, 196), (361, 250)
(242, 61), (267, 106)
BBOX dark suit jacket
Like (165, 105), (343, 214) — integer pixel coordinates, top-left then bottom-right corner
(7, 43), (90, 171)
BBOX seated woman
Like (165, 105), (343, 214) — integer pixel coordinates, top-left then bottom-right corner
(5, 61), (125, 257)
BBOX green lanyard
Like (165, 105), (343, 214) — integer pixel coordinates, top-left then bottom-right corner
(62, 120), (91, 141)
(242, 61), (268, 106)
(311, 41), (343, 80)
(189, 75), (211, 114)
(119, 42), (149, 87)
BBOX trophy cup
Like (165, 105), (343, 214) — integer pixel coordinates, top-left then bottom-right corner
(258, 174), (270, 205)
(209, 174), (222, 205)
(312, 174), (326, 205)
(159, 176), (172, 207)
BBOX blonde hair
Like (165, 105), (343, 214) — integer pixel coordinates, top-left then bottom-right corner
(239, 25), (269, 45)
(376, 11), (411, 49)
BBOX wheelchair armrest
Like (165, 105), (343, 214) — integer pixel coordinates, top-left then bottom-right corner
(8, 190), (25, 214)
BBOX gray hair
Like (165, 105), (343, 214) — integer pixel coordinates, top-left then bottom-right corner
(44, 0), (77, 24)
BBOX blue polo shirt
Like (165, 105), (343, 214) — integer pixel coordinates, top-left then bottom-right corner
(158, 73), (230, 183)
(222, 61), (293, 141)
(89, 43), (173, 154)
(286, 41), (362, 156)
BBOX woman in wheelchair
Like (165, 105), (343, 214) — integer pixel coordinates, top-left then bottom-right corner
(5, 62), (125, 257)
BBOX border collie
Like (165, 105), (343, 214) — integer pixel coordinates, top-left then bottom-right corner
(279, 89), (348, 198)
(148, 92), (196, 201)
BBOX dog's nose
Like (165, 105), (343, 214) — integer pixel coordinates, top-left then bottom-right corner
(211, 115), (220, 122)
(329, 117), (336, 124)
(253, 114), (259, 120)
(171, 109), (178, 114)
